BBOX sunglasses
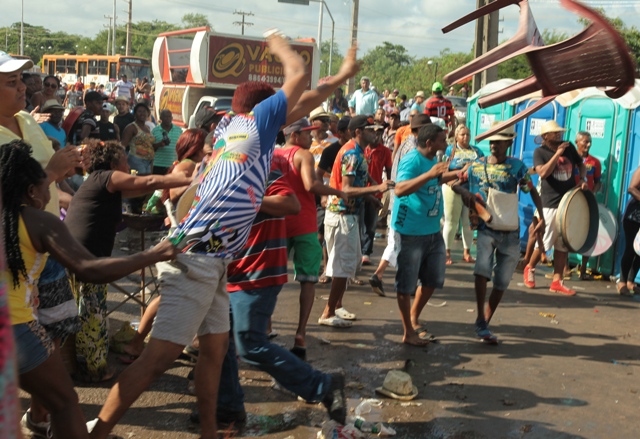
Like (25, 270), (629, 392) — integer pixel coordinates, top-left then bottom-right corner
(317, 117), (331, 124)
(44, 82), (58, 88)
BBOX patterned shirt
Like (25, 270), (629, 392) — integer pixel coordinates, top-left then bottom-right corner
(227, 170), (293, 292)
(309, 138), (333, 169)
(445, 144), (484, 171)
(170, 90), (288, 257)
(425, 96), (455, 124)
(327, 139), (369, 214)
(574, 154), (601, 191)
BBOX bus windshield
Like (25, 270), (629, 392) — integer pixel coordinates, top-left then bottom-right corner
(119, 64), (151, 80)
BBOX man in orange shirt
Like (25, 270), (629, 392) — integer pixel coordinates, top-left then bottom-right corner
(394, 109), (419, 152)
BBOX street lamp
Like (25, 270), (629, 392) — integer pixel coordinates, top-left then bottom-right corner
(427, 60), (438, 85)
(277, 0), (335, 76)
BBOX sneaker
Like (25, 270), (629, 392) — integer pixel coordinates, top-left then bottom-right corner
(182, 345), (199, 362)
(475, 319), (498, 344)
(368, 274), (386, 297)
(550, 280), (576, 296)
(361, 255), (371, 266)
(322, 373), (346, 425)
(21, 410), (51, 438)
(523, 265), (536, 289)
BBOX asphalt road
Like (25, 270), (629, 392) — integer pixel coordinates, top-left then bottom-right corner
(20, 228), (640, 438)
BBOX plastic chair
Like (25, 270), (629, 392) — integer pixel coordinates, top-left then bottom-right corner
(442, 0), (636, 141)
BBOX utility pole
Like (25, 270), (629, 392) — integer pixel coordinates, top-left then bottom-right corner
(233, 10), (254, 36)
(112, 0), (117, 55)
(472, 0), (499, 93)
(125, 0), (132, 55)
(347, 0), (359, 94)
(20, 0), (24, 55)
(104, 16), (113, 55)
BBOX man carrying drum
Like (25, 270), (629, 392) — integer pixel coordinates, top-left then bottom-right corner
(523, 121), (588, 296)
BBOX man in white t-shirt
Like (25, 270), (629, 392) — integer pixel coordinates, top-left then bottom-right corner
(113, 74), (135, 105)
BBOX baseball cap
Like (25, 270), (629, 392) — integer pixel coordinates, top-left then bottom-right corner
(432, 82), (444, 92)
(348, 115), (373, 131)
(102, 102), (114, 113)
(42, 99), (65, 112)
(0, 51), (33, 73)
(337, 117), (351, 131)
(283, 118), (315, 136)
(194, 105), (226, 130)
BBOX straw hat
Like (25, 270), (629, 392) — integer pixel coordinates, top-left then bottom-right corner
(540, 120), (567, 135)
(485, 121), (517, 141)
(375, 370), (418, 401)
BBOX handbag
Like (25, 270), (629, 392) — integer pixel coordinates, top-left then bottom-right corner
(483, 161), (519, 231)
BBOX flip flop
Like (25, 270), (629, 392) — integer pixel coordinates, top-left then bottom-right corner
(318, 316), (353, 328)
(445, 258), (453, 265)
(290, 345), (307, 361)
(335, 307), (357, 320)
(462, 255), (475, 263)
(118, 354), (139, 365)
(349, 277), (365, 286)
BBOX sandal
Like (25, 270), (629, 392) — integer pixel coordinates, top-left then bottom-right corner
(412, 326), (436, 341)
(318, 315), (353, 328)
(349, 277), (364, 286)
(445, 257), (453, 265)
(319, 274), (332, 284)
(335, 307), (356, 320)
(462, 255), (475, 263)
(617, 282), (632, 296)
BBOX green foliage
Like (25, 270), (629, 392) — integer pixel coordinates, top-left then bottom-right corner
(320, 40), (343, 77)
(181, 13), (211, 29)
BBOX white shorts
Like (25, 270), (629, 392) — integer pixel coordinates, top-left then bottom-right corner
(324, 210), (361, 278)
(535, 207), (568, 253)
(152, 253), (230, 347)
(381, 227), (401, 268)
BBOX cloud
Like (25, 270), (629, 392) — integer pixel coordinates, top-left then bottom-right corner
(4, 0), (639, 60)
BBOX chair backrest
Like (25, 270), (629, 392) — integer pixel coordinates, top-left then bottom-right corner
(442, 0), (543, 86)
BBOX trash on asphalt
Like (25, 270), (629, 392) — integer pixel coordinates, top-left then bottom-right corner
(318, 420), (365, 439)
(539, 312), (556, 319)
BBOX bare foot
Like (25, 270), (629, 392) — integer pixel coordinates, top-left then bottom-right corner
(402, 333), (430, 347)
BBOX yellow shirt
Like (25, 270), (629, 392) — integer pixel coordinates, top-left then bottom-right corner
(8, 215), (48, 324)
(309, 138), (332, 169)
(0, 111), (60, 217)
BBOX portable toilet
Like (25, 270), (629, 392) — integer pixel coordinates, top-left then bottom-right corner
(512, 96), (568, 251)
(467, 79), (517, 156)
(563, 84), (640, 276)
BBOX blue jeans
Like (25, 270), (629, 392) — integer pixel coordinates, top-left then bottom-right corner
(217, 309), (245, 412)
(395, 232), (446, 293)
(474, 228), (520, 291)
(229, 285), (331, 402)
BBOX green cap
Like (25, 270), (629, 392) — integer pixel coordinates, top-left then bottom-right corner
(432, 82), (443, 92)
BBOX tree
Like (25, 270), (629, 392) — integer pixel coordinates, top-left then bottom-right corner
(360, 42), (414, 92)
(181, 13), (211, 29)
(319, 40), (343, 78)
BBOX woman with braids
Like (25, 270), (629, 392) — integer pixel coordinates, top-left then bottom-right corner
(63, 139), (191, 382)
(1, 139), (178, 438)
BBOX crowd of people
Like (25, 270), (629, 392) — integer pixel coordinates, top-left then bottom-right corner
(0, 28), (637, 439)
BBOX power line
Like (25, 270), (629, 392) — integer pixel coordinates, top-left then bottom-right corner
(233, 10), (254, 36)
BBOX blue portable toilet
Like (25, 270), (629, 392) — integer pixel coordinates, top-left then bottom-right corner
(513, 97), (567, 251)
(467, 79), (517, 156)
(564, 85), (640, 276)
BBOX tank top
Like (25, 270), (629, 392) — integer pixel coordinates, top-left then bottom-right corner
(271, 146), (317, 237)
(128, 123), (156, 161)
(8, 215), (48, 324)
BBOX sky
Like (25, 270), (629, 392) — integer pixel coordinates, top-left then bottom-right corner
(4, 0), (640, 60)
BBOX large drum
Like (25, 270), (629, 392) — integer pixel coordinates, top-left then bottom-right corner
(175, 184), (199, 224)
(583, 204), (617, 257)
(555, 187), (598, 253)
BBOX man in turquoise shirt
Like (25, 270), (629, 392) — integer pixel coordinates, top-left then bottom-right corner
(392, 124), (458, 346)
(151, 110), (182, 174)
(348, 76), (379, 116)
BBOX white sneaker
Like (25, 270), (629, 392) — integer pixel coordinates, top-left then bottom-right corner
(21, 409), (52, 438)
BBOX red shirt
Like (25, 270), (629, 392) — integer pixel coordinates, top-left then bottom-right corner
(227, 172), (293, 292)
(271, 146), (317, 237)
(425, 96), (454, 124)
(574, 154), (601, 191)
(365, 143), (392, 199)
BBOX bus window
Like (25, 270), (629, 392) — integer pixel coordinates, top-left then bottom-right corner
(67, 59), (77, 74)
(56, 59), (66, 74)
(109, 62), (117, 80)
(78, 61), (87, 77)
(98, 60), (108, 75)
(88, 60), (98, 75)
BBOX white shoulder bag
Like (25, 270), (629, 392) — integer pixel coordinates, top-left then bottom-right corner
(483, 161), (519, 231)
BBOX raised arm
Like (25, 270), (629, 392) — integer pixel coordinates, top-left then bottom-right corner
(266, 33), (307, 123)
(287, 44), (360, 125)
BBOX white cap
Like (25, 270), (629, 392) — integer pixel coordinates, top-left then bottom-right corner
(0, 51), (34, 73)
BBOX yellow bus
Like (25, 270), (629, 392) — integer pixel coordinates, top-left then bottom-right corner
(42, 54), (151, 86)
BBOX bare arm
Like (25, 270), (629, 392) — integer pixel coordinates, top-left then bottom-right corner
(266, 34), (307, 124)
(114, 124), (120, 142)
(529, 186), (546, 236)
(535, 143), (568, 179)
(120, 125), (135, 149)
(394, 162), (448, 197)
(628, 167), (640, 201)
(342, 174), (387, 197)
(56, 187), (73, 210)
(108, 170), (192, 198)
(27, 209), (177, 283)
(296, 150), (345, 198)
(260, 193), (301, 217)
(45, 147), (82, 183)
(287, 44), (360, 125)
(80, 123), (93, 143)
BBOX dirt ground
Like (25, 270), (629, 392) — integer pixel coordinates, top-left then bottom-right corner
(20, 229), (640, 438)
